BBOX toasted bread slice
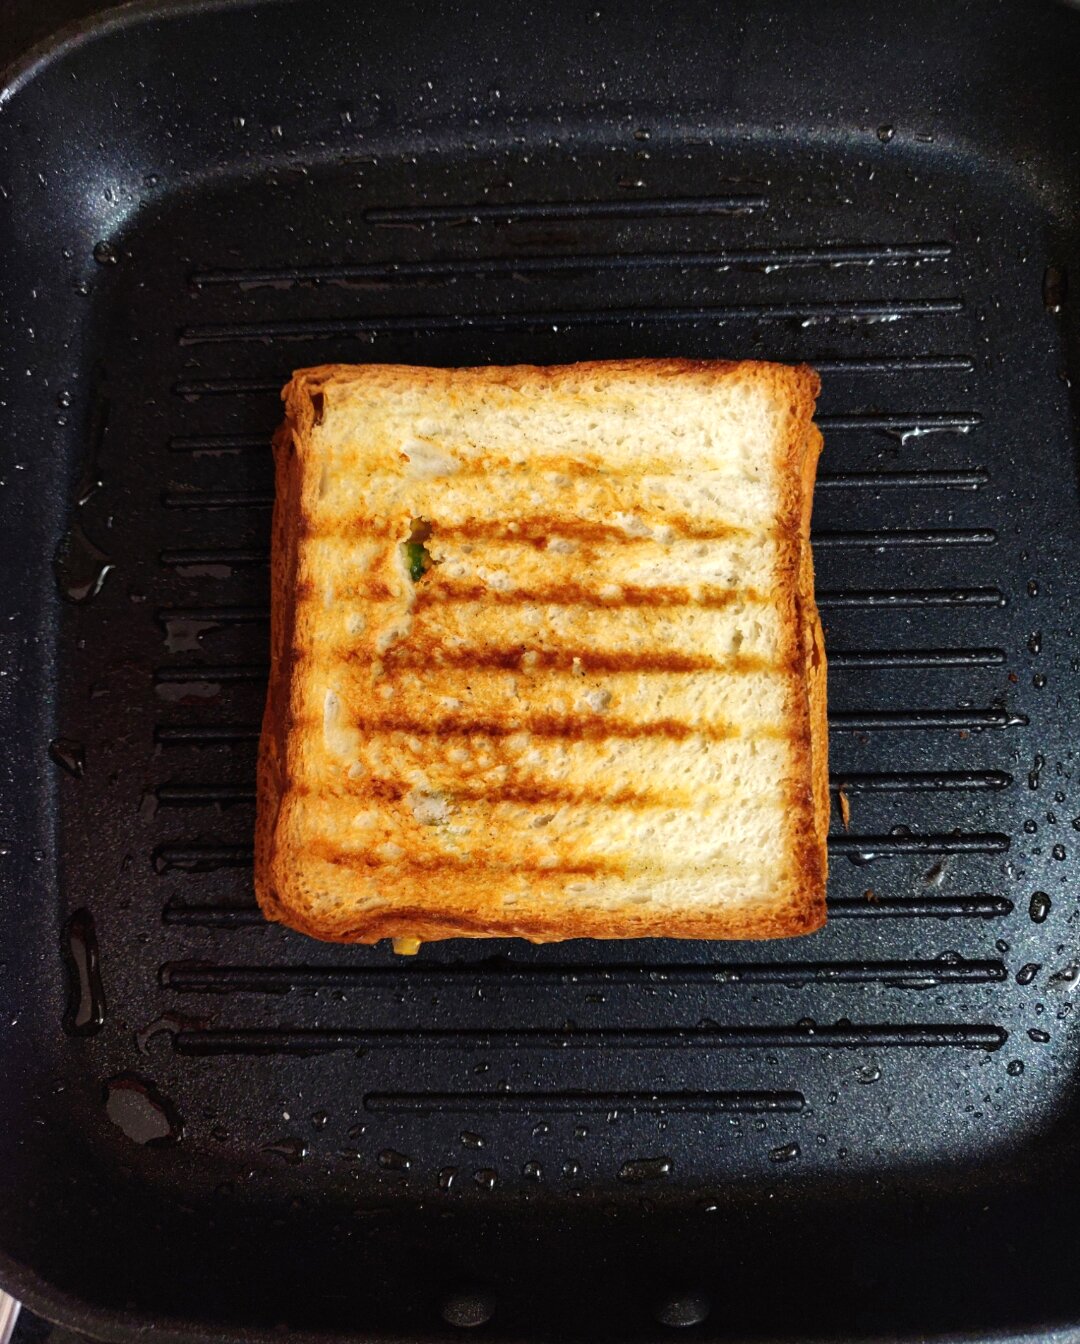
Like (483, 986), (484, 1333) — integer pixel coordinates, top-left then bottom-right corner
(255, 360), (827, 943)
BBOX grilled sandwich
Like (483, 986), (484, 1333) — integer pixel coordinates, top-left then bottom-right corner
(255, 359), (828, 944)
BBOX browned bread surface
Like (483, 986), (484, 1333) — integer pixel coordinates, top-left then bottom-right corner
(255, 359), (827, 943)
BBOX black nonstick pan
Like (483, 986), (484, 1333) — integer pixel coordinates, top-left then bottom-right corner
(2, 1), (1080, 1340)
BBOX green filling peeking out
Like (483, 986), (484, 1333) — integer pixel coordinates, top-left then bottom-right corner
(404, 541), (430, 581)
(403, 519), (433, 581)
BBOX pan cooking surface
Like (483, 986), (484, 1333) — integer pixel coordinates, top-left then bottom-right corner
(2, 2), (1080, 1340)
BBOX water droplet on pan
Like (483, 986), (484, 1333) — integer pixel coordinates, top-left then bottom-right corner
(1043, 265), (1068, 313)
(653, 1290), (711, 1328)
(262, 1137), (308, 1165)
(441, 1291), (496, 1329)
(135, 1010), (210, 1054)
(49, 737), (85, 778)
(53, 523), (113, 602)
(617, 1156), (671, 1183)
(63, 908), (105, 1035)
(104, 1074), (182, 1145)
(378, 1148), (410, 1172)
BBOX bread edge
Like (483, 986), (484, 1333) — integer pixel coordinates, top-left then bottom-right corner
(253, 395), (309, 927)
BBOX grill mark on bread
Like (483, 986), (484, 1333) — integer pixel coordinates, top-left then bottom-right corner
(330, 458), (769, 479)
(296, 577), (774, 609)
(415, 582), (766, 609)
(301, 517), (758, 544)
(307, 648), (781, 675)
(316, 713), (742, 741)
(303, 712), (800, 741)
(389, 648), (719, 673)
(300, 777), (682, 809)
(308, 839), (624, 877)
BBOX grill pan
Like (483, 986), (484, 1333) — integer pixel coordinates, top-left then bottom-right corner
(2, 1), (1080, 1340)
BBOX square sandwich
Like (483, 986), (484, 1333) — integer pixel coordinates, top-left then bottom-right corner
(255, 360), (828, 944)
